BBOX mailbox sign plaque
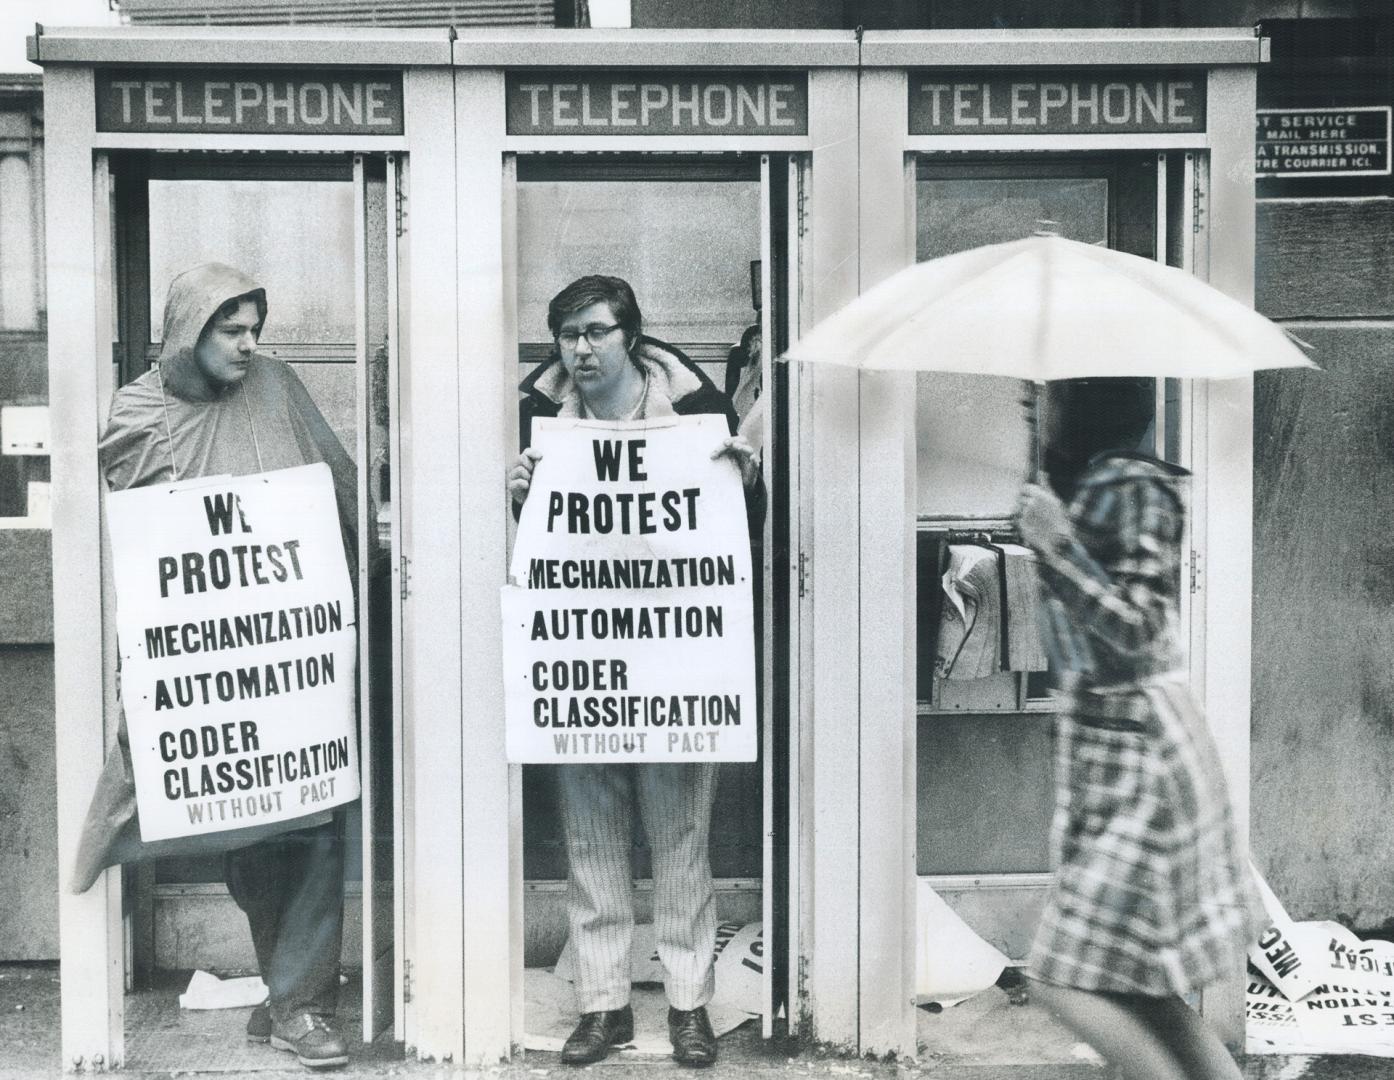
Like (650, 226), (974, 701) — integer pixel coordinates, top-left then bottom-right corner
(1256, 107), (1392, 178)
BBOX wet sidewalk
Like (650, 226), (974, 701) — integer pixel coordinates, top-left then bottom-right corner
(1, 963), (1388, 1080)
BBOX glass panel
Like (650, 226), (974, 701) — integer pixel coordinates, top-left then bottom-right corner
(517, 179), (760, 350)
(0, 120), (48, 526)
(915, 376), (1032, 518)
(913, 168), (1129, 900)
(0, 152), (39, 331)
(148, 179), (356, 344)
(914, 176), (1109, 519)
(916, 177), (1108, 259)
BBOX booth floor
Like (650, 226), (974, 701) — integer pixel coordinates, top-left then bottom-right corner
(916, 984), (1103, 1068)
(119, 978), (1097, 1072)
(2, 963), (1099, 1074)
(124, 971), (401, 1074)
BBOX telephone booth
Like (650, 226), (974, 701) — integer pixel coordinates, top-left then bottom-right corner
(37, 27), (459, 1068)
(36, 23), (1264, 1070)
(842, 30), (1265, 1055)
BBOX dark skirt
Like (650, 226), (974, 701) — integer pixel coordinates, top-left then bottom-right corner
(1028, 671), (1255, 995)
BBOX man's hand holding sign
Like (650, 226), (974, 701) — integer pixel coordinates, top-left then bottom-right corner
(503, 415), (757, 764)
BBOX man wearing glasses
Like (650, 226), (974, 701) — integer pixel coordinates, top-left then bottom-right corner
(509, 275), (757, 1067)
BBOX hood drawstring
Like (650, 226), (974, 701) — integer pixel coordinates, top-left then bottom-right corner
(157, 363), (265, 482)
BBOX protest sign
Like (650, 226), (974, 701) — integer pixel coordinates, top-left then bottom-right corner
(1245, 867), (1394, 1057)
(1246, 970), (1307, 1054)
(711, 921), (765, 1015)
(106, 463), (359, 841)
(915, 879), (1010, 1006)
(502, 415), (757, 763)
(1249, 862), (1326, 1002)
(1249, 964), (1394, 1057)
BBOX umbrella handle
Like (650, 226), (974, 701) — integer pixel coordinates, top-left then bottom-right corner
(1025, 379), (1046, 485)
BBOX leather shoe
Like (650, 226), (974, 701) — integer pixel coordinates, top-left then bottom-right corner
(560, 1005), (634, 1065)
(668, 1005), (717, 1068)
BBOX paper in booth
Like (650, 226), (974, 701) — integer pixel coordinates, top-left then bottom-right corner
(105, 463), (359, 842)
(1248, 862), (1326, 1003)
(501, 414), (757, 764)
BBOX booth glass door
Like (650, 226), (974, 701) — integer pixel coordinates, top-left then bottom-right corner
(510, 152), (795, 1034)
(109, 151), (403, 1044)
(912, 153), (1189, 965)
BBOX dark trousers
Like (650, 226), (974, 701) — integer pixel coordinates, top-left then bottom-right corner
(224, 817), (346, 1022)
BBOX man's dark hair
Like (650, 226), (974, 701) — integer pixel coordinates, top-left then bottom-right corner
(546, 275), (643, 347)
(202, 289), (267, 340)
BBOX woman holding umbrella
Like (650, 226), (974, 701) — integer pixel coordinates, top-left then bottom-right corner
(781, 233), (1313, 1076)
(1014, 378), (1254, 1080)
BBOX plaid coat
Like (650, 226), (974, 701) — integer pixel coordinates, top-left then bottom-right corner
(1025, 453), (1254, 995)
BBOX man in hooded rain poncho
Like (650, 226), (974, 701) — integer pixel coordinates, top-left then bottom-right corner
(72, 263), (358, 1070)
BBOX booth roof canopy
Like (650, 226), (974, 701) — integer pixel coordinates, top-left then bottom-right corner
(30, 25), (1266, 68)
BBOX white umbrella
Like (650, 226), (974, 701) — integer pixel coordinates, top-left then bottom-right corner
(782, 233), (1316, 380)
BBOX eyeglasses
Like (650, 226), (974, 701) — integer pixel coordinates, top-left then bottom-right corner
(556, 323), (622, 351)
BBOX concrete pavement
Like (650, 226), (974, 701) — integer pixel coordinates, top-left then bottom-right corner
(3, 964), (1392, 1080)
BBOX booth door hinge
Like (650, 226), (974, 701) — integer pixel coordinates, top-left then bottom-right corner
(1191, 179), (1206, 235)
(395, 183), (408, 238)
(796, 182), (807, 239)
(399, 554), (412, 600)
(402, 957), (413, 1004)
(1189, 549), (1202, 594)
(797, 550), (809, 598)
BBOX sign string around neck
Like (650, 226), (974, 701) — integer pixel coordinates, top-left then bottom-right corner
(156, 363), (265, 482)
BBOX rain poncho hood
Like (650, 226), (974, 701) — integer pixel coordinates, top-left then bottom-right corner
(158, 261), (267, 371)
(71, 264), (357, 894)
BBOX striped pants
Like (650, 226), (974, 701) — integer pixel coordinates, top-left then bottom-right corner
(558, 762), (719, 1013)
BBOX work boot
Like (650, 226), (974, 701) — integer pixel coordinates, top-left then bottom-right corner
(269, 1012), (349, 1070)
(560, 1005), (634, 1065)
(668, 1005), (717, 1068)
(245, 1003), (271, 1043)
